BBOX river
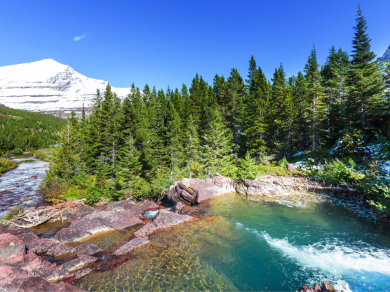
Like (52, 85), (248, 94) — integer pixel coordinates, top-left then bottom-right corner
(0, 155), (49, 218)
(75, 193), (390, 292)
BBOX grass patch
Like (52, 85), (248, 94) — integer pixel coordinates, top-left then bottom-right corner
(33, 148), (56, 162)
(0, 157), (18, 176)
(0, 205), (24, 224)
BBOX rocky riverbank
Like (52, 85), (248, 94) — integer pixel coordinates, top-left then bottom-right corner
(0, 175), (358, 291)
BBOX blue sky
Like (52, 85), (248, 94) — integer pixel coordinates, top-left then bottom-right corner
(1, 0), (389, 91)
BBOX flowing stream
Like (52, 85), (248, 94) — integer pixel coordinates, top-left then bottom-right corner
(76, 193), (390, 292)
(0, 155), (48, 218)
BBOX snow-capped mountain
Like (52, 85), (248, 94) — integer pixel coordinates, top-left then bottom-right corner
(0, 59), (132, 115)
(379, 47), (390, 63)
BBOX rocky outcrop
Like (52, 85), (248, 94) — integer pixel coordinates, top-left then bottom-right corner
(46, 243), (73, 257)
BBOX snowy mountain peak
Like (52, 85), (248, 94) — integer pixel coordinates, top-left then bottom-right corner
(379, 47), (390, 63)
(0, 59), (132, 115)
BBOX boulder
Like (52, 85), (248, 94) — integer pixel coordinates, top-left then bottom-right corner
(140, 201), (159, 212)
(61, 255), (97, 273)
(322, 281), (338, 292)
(0, 233), (25, 262)
(135, 209), (192, 238)
(171, 201), (185, 214)
(72, 243), (103, 257)
(114, 237), (150, 256)
(162, 176), (235, 204)
(46, 243), (73, 257)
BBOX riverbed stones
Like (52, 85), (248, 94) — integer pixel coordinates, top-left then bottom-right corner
(135, 209), (192, 238)
(72, 243), (103, 257)
(65, 206), (96, 222)
(114, 237), (150, 256)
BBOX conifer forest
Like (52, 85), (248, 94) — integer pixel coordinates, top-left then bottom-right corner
(40, 6), (390, 216)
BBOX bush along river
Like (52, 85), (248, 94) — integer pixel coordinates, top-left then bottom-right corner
(1, 174), (390, 291)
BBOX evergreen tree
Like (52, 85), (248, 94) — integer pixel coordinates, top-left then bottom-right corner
(346, 5), (386, 129)
(304, 43), (325, 150)
(202, 109), (234, 176)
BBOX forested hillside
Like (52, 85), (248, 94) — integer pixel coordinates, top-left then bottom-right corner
(41, 6), (390, 217)
(0, 106), (66, 153)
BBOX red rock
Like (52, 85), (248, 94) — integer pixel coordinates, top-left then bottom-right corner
(19, 276), (86, 291)
(135, 209), (192, 238)
(46, 243), (73, 257)
(140, 201), (159, 212)
(61, 255), (97, 272)
(322, 281), (338, 292)
(65, 205), (96, 222)
(54, 217), (114, 243)
(101, 200), (135, 212)
(142, 217), (152, 224)
(0, 233), (25, 262)
(114, 237), (150, 256)
(0, 265), (28, 287)
(72, 243), (103, 257)
(74, 268), (92, 280)
(98, 209), (144, 230)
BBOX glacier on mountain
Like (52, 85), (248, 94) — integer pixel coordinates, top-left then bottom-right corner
(0, 59), (132, 114)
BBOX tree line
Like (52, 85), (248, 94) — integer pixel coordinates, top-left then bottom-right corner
(44, 5), (390, 203)
(0, 106), (66, 154)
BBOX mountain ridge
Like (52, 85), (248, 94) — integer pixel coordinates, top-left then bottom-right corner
(0, 59), (133, 116)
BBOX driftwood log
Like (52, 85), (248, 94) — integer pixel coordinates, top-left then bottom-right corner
(4, 199), (86, 228)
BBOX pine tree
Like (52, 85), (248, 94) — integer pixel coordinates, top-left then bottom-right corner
(115, 134), (142, 189)
(244, 65), (270, 157)
(304, 43), (325, 150)
(201, 109), (234, 176)
(346, 5), (386, 129)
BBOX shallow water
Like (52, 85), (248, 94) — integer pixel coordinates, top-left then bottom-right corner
(76, 192), (390, 292)
(0, 156), (48, 218)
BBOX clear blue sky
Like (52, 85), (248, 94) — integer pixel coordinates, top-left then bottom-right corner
(1, 0), (389, 91)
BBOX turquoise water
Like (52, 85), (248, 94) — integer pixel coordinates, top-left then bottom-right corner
(77, 193), (390, 291)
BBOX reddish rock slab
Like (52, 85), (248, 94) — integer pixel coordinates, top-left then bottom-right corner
(0, 233), (25, 262)
(72, 243), (103, 257)
(54, 217), (114, 243)
(140, 201), (159, 212)
(61, 255), (97, 273)
(65, 206), (96, 222)
(135, 209), (192, 238)
(46, 243), (74, 257)
(99, 209), (144, 230)
(0, 265), (29, 287)
(101, 200), (135, 212)
(74, 268), (92, 280)
(18, 276), (85, 291)
(114, 237), (150, 256)
(35, 255), (97, 282)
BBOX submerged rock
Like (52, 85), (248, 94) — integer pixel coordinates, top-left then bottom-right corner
(114, 237), (150, 256)
(135, 209), (192, 238)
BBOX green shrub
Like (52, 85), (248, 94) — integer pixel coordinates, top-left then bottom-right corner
(61, 186), (87, 201)
(32, 148), (55, 161)
(13, 148), (23, 155)
(366, 182), (390, 217)
(85, 187), (113, 205)
(278, 157), (289, 169)
(238, 152), (260, 179)
(300, 158), (363, 187)
(257, 164), (291, 176)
